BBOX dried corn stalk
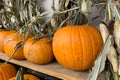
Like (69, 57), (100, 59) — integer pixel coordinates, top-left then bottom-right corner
(99, 22), (109, 43)
(113, 21), (120, 52)
(99, 21), (119, 80)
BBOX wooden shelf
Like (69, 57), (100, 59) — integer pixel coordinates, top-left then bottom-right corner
(0, 52), (105, 80)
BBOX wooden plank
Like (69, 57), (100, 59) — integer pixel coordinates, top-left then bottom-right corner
(0, 52), (106, 80)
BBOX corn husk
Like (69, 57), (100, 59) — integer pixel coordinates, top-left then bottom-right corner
(113, 21), (120, 52)
(88, 35), (112, 80)
(99, 22), (109, 43)
(107, 46), (118, 73)
(99, 21), (119, 80)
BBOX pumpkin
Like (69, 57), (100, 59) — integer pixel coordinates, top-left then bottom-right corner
(52, 25), (103, 71)
(4, 32), (32, 60)
(0, 30), (9, 52)
(0, 63), (17, 80)
(9, 74), (40, 80)
(23, 37), (54, 64)
(0, 30), (16, 52)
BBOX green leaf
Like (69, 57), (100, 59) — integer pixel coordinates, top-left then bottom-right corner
(16, 68), (24, 80)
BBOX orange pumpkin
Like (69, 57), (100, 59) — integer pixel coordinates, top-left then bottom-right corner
(4, 32), (32, 60)
(23, 37), (54, 64)
(9, 74), (40, 80)
(0, 30), (16, 52)
(0, 30), (9, 52)
(52, 25), (103, 71)
(0, 63), (17, 80)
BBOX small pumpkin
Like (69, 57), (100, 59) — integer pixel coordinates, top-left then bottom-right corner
(9, 74), (40, 80)
(23, 37), (54, 64)
(0, 30), (16, 52)
(0, 63), (17, 80)
(52, 25), (103, 71)
(0, 30), (9, 52)
(4, 32), (32, 60)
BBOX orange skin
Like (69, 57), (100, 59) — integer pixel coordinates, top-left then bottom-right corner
(4, 32), (32, 60)
(24, 37), (54, 64)
(52, 25), (103, 71)
(0, 63), (17, 80)
(0, 30), (16, 52)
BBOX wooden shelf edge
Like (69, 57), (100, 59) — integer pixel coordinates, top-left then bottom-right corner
(0, 52), (89, 80)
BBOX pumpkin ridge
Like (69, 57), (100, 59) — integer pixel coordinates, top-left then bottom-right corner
(3, 65), (10, 80)
(76, 27), (82, 70)
(33, 41), (41, 64)
(84, 27), (94, 69)
(40, 41), (45, 64)
(88, 27), (98, 66)
(71, 27), (76, 69)
(78, 27), (84, 70)
(53, 29), (61, 65)
(0, 71), (3, 80)
(8, 64), (16, 77)
(92, 28), (99, 52)
(74, 27), (80, 69)
(94, 28), (103, 53)
(30, 45), (33, 62)
(53, 27), (66, 65)
(88, 26), (103, 65)
(63, 27), (68, 68)
(61, 28), (66, 67)
(0, 65), (8, 80)
(28, 43), (33, 62)
(74, 27), (82, 70)
(0, 68), (4, 80)
(59, 28), (65, 67)
(91, 27), (102, 57)
(6, 64), (16, 79)
(81, 27), (89, 70)
(4, 64), (12, 79)
(32, 41), (37, 63)
(82, 27), (89, 70)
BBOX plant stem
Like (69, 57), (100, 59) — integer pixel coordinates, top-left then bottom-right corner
(4, 42), (24, 64)
(59, 7), (79, 14)
(114, 72), (119, 80)
(40, 7), (80, 16)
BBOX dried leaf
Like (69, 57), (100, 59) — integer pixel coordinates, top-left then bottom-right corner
(58, 15), (72, 29)
(99, 21), (109, 43)
(28, 0), (32, 19)
(72, 11), (80, 25)
(81, 0), (92, 16)
(88, 35), (113, 80)
(51, 18), (58, 29)
(65, 0), (70, 8)
(108, 20), (115, 34)
(109, 1), (120, 21)
(107, 46), (118, 73)
(113, 21), (120, 50)
(105, 71), (111, 80)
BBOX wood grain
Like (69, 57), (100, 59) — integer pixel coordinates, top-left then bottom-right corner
(0, 52), (105, 80)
